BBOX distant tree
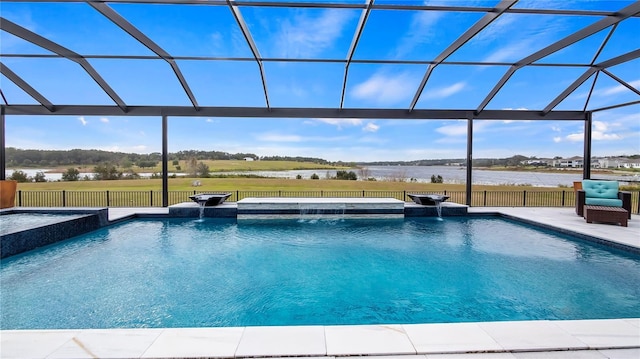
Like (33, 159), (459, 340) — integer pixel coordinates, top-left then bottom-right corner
(175, 165), (181, 171)
(195, 162), (210, 178)
(505, 155), (529, 167)
(430, 174), (443, 183)
(9, 170), (29, 182)
(335, 170), (357, 180)
(310, 173), (320, 180)
(136, 160), (157, 168)
(187, 157), (198, 176)
(122, 169), (140, 179)
(93, 164), (122, 180)
(33, 171), (47, 182)
(120, 158), (133, 169)
(62, 168), (80, 181)
(358, 167), (371, 179)
(172, 160), (180, 166)
(296, 174), (303, 179)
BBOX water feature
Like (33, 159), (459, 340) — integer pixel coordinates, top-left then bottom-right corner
(188, 193), (232, 220)
(298, 203), (346, 222)
(407, 194), (451, 218)
(236, 198), (405, 220)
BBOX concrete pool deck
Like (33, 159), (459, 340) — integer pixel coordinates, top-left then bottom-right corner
(2, 207), (639, 358)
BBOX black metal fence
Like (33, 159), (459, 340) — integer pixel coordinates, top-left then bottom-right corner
(12, 189), (640, 214)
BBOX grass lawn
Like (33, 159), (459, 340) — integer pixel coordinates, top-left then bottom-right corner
(14, 177), (571, 192)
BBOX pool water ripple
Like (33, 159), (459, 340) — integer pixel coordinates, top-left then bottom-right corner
(1, 217), (639, 329)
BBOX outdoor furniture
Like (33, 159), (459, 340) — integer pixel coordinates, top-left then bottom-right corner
(584, 205), (628, 227)
(575, 180), (631, 219)
(407, 193), (450, 205)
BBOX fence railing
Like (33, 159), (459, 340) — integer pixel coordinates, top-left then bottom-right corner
(11, 189), (640, 214)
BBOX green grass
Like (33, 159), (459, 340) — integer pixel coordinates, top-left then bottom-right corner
(15, 177), (579, 192)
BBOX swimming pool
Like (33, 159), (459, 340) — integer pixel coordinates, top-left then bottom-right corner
(1, 216), (638, 329)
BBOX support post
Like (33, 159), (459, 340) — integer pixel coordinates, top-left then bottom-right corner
(466, 117), (473, 206)
(583, 111), (592, 179)
(162, 115), (169, 207)
(0, 106), (5, 180)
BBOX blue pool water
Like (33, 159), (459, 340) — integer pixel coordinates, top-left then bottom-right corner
(1, 217), (639, 329)
(0, 213), (84, 235)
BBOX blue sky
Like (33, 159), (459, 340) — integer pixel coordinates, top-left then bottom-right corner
(1, 0), (639, 162)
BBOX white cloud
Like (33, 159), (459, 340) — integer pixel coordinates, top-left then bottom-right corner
(436, 123), (467, 136)
(78, 117), (88, 126)
(553, 136), (562, 143)
(473, 13), (519, 43)
(311, 118), (379, 132)
(313, 118), (362, 127)
(210, 31), (223, 49)
(501, 107), (529, 111)
(275, 9), (353, 57)
(422, 82), (466, 100)
(601, 79), (640, 96)
(593, 132), (622, 140)
(593, 120), (609, 132)
(351, 72), (415, 105)
(99, 117), (109, 123)
(565, 121), (623, 142)
(363, 123), (379, 132)
(551, 125), (561, 132)
(394, 9), (443, 58)
(482, 39), (540, 63)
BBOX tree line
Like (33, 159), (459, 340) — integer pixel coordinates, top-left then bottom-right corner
(5, 148), (331, 167)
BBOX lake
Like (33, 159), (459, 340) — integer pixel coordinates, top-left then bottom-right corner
(218, 165), (637, 187)
(6, 166), (637, 187)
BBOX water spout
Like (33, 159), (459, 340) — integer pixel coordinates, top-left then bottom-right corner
(407, 193), (450, 218)
(188, 193), (232, 220)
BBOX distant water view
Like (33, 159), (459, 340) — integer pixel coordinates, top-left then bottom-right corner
(219, 166), (637, 187)
(6, 166), (638, 187)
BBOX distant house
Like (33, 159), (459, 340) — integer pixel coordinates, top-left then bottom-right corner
(593, 157), (637, 169)
(244, 157), (254, 161)
(523, 159), (548, 166)
(622, 161), (640, 169)
(553, 158), (583, 168)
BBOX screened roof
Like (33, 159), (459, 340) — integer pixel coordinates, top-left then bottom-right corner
(1, 0), (639, 120)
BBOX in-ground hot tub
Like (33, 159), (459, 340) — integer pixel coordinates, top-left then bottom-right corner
(0, 208), (109, 259)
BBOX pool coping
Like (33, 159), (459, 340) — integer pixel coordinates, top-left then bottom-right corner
(2, 207), (639, 358)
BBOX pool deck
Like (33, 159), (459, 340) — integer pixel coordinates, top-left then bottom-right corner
(2, 207), (639, 358)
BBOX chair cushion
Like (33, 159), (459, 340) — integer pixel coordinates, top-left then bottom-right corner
(582, 180), (619, 199)
(585, 197), (623, 207)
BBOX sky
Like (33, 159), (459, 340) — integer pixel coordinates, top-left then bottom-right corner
(1, 0), (639, 162)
